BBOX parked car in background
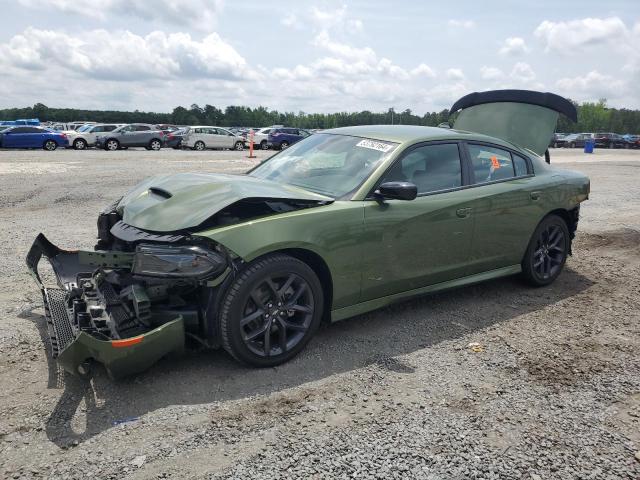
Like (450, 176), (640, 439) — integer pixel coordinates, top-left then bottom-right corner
(594, 132), (626, 149)
(95, 124), (165, 151)
(164, 128), (187, 149)
(247, 127), (274, 150)
(66, 123), (122, 150)
(622, 134), (640, 149)
(555, 133), (591, 148)
(549, 133), (566, 147)
(0, 126), (68, 150)
(181, 126), (245, 151)
(267, 127), (311, 149)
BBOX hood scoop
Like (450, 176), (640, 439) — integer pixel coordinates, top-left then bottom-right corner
(118, 173), (333, 232)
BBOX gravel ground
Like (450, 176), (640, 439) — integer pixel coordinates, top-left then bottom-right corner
(0, 147), (639, 479)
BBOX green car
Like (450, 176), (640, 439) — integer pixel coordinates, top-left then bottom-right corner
(26, 90), (590, 378)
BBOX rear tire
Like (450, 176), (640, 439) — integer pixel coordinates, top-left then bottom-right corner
(43, 140), (57, 151)
(569, 142), (575, 148)
(219, 254), (324, 367)
(521, 214), (570, 287)
(260, 140), (269, 150)
(73, 138), (87, 150)
(149, 139), (162, 151)
(234, 141), (244, 151)
(280, 141), (289, 149)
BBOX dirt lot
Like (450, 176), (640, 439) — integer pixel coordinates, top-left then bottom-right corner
(0, 147), (639, 479)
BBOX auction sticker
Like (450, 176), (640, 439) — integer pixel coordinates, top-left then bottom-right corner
(356, 139), (395, 153)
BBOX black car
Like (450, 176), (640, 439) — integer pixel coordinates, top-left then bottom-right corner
(594, 132), (626, 149)
(164, 128), (186, 149)
(555, 133), (591, 148)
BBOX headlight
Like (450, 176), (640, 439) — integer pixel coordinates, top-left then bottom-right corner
(132, 244), (226, 279)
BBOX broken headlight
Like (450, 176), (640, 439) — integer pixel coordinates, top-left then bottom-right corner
(132, 244), (226, 279)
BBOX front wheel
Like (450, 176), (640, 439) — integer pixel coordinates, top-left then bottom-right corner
(521, 214), (570, 287)
(193, 141), (205, 151)
(149, 139), (162, 151)
(280, 141), (289, 149)
(105, 139), (119, 151)
(73, 138), (87, 150)
(260, 140), (269, 150)
(569, 142), (575, 148)
(219, 254), (324, 367)
(43, 140), (57, 151)
(234, 141), (244, 151)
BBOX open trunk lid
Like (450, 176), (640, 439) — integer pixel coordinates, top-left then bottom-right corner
(450, 90), (578, 156)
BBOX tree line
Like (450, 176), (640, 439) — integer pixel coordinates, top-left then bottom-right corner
(1, 99), (638, 133)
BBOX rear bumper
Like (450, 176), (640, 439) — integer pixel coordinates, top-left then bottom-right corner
(26, 234), (185, 378)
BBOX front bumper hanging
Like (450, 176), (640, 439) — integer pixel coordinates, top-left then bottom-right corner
(26, 234), (185, 378)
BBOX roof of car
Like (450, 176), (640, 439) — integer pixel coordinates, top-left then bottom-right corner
(321, 124), (508, 147)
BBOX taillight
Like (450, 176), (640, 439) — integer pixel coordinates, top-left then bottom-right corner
(61, 133), (67, 138)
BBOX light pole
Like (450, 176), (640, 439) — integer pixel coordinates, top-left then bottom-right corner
(390, 107), (394, 125)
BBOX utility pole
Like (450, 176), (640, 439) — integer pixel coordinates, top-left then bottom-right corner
(390, 107), (394, 125)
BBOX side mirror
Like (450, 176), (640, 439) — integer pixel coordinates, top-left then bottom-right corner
(375, 182), (418, 201)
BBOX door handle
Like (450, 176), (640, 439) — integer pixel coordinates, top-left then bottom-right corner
(456, 207), (472, 218)
(530, 191), (542, 201)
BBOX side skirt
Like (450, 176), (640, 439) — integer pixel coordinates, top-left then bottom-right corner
(330, 265), (522, 322)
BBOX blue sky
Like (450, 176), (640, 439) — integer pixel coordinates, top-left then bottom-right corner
(0, 0), (638, 113)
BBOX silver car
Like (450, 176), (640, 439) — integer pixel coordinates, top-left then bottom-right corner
(182, 126), (245, 151)
(66, 123), (123, 150)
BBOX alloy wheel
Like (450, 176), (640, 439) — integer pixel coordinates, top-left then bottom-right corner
(235, 141), (244, 151)
(195, 141), (205, 151)
(44, 140), (57, 151)
(240, 273), (314, 357)
(74, 139), (86, 150)
(533, 224), (566, 280)
(106, 140), (118, 151)
(150, 140), (161, 150)
(260, 141), (269, 150)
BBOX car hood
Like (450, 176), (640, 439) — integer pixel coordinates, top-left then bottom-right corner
(118, 173), (333, 232)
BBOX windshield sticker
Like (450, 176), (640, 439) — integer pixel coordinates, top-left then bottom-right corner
(356, 139), (395, 153)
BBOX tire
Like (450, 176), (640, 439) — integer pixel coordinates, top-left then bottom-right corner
(569, 142), (575, 148)
(43, 140), (57, 151)
(105, 139), (119, 151)
(280, 141), (289, 149)
(219, 253), (324, 367)
(149, 139), (162, 151)
(73, 138), (87, 150)
(234, 141), (244, 151)
(260, 140), (269, 150)
(194, 141), (205, 151)
(553, 142), (559, 148)
(521, 214), (570, 287)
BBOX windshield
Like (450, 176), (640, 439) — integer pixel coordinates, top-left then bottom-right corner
(249, 133), (398, 198)
(77, 124), (93, 132)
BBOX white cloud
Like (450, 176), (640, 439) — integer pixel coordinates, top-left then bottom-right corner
(446, 68), (465, 80)
(411, 64), (436, 78)
(510, 62), (536, 82)
(281, 13), (300, 29)
(499, 37), (529, 56)
(534, 17), (628, 52)
(480, 66), (504, 80)
(312, 31), (377, 64)
(309, 5), (363, 33)
(0, 28), (253, 81)
(18, 0), (224, 31)
(556, 70), (626, 101)
(448, 19), (475, 28)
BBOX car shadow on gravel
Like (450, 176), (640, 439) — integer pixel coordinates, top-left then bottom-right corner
(40, 266), (593, 447)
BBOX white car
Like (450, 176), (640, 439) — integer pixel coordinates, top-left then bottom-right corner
(181, 126), (245, 151)
(66, 124), (123, 150)
(244, 127), (277, 150)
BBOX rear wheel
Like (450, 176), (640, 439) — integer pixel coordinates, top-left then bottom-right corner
(280, 141), (289, 149)
(149, 139), (162, 151)
(569, 142), (575, 148)
(105, 139), (119, 151)
(73, 138), (87, 150)
(194, 141), (206, 151)
(219, 253), (324, 367)
(260, 140), (269, 150)
(43, 140), (57, 151)
(521, 214), (569, 287)
(234, 141), (244, 151)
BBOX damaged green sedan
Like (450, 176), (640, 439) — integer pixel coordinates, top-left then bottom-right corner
(27, 90), (590, 378)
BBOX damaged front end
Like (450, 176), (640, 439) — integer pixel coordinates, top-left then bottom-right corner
(26, 228), (230, 379)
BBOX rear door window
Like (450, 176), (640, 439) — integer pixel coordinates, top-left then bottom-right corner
(467, 144), (515, 183)
(513, 154), (529, 176)
(135, 125), (150, 131)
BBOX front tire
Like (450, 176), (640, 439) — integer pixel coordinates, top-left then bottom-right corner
(260, 140), (269, 150)
(149, 139), (162, 151)
(105, 139), (119, 151)
(193, 141), (205, 151)
(43, 140), (57, 151)
(521, 214), (570, 287)
(219, 254), (324, 367)
(73, 138), (87, 150)
(280, 141), (289, 149)
(234, 141), (244, 151)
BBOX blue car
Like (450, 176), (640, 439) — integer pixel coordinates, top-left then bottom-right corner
(0, 126), (69, 150)
(267, 127), (311, 149)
